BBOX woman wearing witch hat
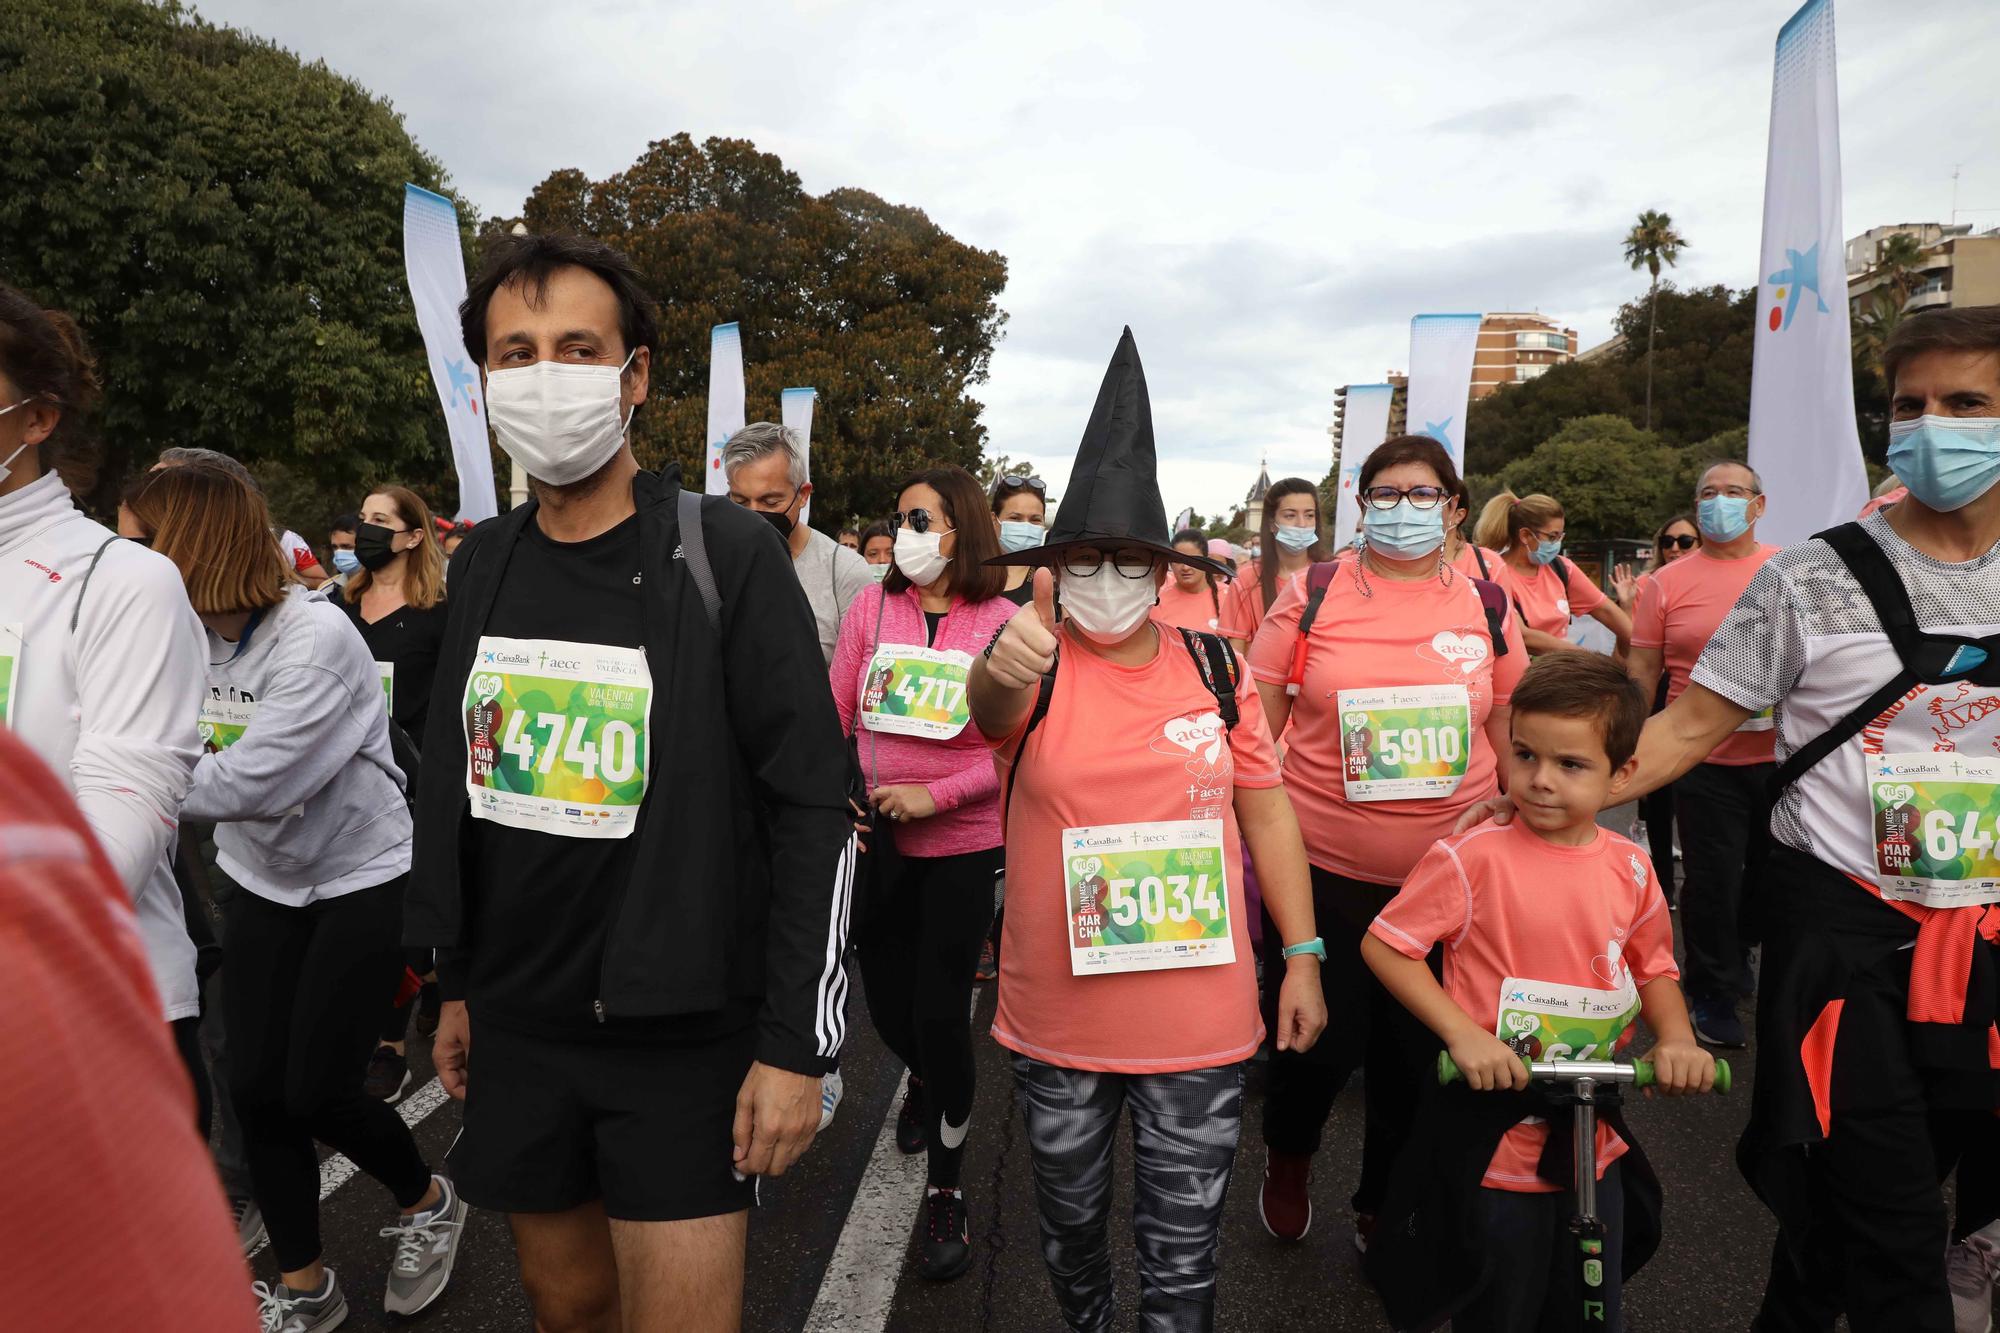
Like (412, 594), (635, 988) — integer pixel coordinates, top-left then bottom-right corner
(968, 328), (1327, 1331)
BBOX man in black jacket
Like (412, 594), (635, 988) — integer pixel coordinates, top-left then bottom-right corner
(405, 231), (856, 1332)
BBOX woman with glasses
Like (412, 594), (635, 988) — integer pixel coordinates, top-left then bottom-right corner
(990, 474), (1050, 605)
(1220, 477), (1327, 652)
(1246, 436), (1527, 1253)
(340, 486), (450, 1105)
(1474, 490), (1632, 656)
(1157, 528), (1226, 631)
(828, 465), (1018, 1281)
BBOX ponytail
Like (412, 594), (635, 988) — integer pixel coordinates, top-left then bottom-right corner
(1475, 489), (1565, 554)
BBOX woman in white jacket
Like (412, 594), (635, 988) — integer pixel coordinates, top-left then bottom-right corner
(127, 461), (465, 1332)
(0, 286), (208, 1114)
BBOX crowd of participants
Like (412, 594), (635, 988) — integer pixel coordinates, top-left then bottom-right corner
(1, 233), (1997, 1333)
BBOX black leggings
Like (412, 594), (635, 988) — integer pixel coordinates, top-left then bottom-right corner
(1260, 866), (1437, 1214)
(224, 876), (433, 1271)
(169, 1015), (212, 1138)
(856, 845), (1003, 1190)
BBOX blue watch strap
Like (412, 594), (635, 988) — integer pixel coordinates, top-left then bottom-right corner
(1281, 937), (1327, 962)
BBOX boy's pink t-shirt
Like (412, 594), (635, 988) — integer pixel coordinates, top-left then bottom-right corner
(987, 619), (1282, 1073)
(1370, 820), (1678, 1192)
(1156, 579), (1223, 633)
(1629, 544), (1781, 766)
(1509, 558), (1605, 640)
(1247, 566), (1527, 886)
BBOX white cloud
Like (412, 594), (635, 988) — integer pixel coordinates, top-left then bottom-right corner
(190, 0), (2000, 518)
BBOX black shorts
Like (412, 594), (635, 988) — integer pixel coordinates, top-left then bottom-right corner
(449, 1017), (759, 1221)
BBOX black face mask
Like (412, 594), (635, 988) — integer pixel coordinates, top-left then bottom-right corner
(354, 522), (406, 572)
(758, 507), (796, 540)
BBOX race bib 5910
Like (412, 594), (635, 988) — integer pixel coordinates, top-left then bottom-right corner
(1335, 683), (1472, 802)
(464, 636), (651, 839)
(859, 645), (972, 739)
(1062, 820), (1234, 977)
(1871, 753), (2000, 908)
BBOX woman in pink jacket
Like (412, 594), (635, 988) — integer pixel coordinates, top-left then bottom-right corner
(830, 465), (1018, 1283)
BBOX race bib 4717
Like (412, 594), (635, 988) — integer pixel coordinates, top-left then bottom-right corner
(859, 645), (972, 739)
(464, 636), (652, 840)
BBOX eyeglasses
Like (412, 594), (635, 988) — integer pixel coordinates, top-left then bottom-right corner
(1531, 528), (1565, 543)
(1361, 485), (1448, 511)
(1061, 547), (1158, 579)
(891, 509), (954, 535)
(1662, 534), (1699, 551)
(993, 475), (1047, 495)
(1697, 484), (1759, 501)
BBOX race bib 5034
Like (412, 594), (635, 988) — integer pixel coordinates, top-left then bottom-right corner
(1871, 753), (2000, 908)
(1062, 820), (1234, 977)
(464, 636), (651, 840)
(1335, 683), (1472, 802)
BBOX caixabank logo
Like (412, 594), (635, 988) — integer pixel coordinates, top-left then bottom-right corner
(1765, 240), (1828, 333)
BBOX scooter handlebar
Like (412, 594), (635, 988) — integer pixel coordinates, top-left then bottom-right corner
(1436, 1051), (1731, 1095)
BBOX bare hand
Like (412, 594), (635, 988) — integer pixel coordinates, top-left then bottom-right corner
(849, 797), (871, 851)
(1646, 1039), (1716, 1096)
(871, 784), (937, 823)
(732, 1061), (821, 1178)
(1452, 793), (1516, 835)
(434, 1000), (469, 1101)
(1610, 562), (1639, 609)
(984, 569), (1059, 690)
(1275, 960), (1328, 1053)
(1449, 1030), (1530, 1092)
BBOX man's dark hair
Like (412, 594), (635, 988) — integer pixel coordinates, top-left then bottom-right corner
(1882, 304), (2000, 392)
(331, 511), (359, 535)
(1509, 651), (1648, 769)
(459, 232), (660, 365)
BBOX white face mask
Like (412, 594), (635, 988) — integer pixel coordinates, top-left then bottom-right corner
(892, 527), (952, 587)
(484, 350), (636, 487)
(1060, 562), (1158, 643)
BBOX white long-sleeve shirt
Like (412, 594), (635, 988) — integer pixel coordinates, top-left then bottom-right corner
(0, 470), (204, 1021)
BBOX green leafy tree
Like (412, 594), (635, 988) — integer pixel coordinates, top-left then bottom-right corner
(1623, 209), (1688, 431)
(976, 453), (1038, 489)
(1608, 284), (1756, 446)
(1462, 357), (1631, 477)
(0, 0), (475, 529)
(1875, 232), (1927, 309)
(511, 135), (1009, 529)
(1475, 415), (1682, 543)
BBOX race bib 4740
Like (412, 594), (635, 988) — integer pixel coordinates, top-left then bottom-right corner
(1335, 683), (1472, 802)
(1871, 753), (2000, 908)
(1062, 820), (1234, 977)
(464, 636), (652, 839)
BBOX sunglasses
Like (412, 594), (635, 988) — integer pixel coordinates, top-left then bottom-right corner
(1662, 534), (1699, 551)
(993, 475), (1047, 495)
(891, 508), (954, 535)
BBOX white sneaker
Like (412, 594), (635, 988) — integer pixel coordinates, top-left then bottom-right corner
(1949, 1231), (1999, 1333)
(252, 1270), (347, 1333)
(819, 1068), (844, 1133)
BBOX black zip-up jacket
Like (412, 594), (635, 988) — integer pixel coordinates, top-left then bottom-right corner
(405, 465), (856, 1077)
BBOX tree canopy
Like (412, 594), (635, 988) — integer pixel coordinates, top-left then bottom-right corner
(1471, 415), (1683, 544)
(0, 0), (473, 524)
(511, 134), (1010, 529)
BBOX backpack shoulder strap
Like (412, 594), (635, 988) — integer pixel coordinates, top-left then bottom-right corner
(676, 488), (722, 634)
(1285, 561), (1340, 696)
(1177, 628), (1240, 731)
(1473, 545), (1491, 580)
(1553, 555), (1571, 597)
(69, 536), (122, 635)
(1468, 576), (1511, 659)
(1003, 664), (1058, 818)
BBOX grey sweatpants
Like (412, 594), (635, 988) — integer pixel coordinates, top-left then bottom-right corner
(1012, 1055), (1245, 1333)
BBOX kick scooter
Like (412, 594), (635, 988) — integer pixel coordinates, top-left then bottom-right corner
(1437, 1053), (1732, 1327)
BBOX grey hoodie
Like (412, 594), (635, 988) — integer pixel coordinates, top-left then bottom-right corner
(184, 586), (411, 900)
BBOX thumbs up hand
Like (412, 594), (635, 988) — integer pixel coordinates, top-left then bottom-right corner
(986, 567), (1061, 690)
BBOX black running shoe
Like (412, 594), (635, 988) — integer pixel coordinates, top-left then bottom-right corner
(413, 981), (441, 1039)
(918, 1189), (971, 1281)
(363, 1044), (412, 1103)
(896, 1075), (927, 1155)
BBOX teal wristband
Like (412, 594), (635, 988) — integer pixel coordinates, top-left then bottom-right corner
(1281, 937), (1327, 962)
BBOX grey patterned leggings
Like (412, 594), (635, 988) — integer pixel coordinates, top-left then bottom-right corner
(1012, 1055), (1246, 1333)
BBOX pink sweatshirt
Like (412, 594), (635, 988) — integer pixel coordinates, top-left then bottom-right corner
(829, 582), (1017, 857)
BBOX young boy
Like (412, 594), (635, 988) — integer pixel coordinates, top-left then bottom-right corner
(1360, 651), (1715, 1332)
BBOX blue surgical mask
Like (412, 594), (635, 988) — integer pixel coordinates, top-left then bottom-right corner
(331, 548), (361, 575)
(1886, 415), (2000, 513)
(1697, 494), (1755, 543)
(1362, 501), (1445, 560)
(1529, 537), (1564, 566)
(1274, 523), (1318, 553)
(997, 521), (1045, 554)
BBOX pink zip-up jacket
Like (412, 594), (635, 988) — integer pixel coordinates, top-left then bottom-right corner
(829, 582), (1018, 858)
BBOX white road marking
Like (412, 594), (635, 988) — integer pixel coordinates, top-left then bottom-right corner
(246, 1077), (451, 1260)
(802, 989), (983, 1332)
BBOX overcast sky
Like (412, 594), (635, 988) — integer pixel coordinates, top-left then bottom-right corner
(194, 0), (2000, 520)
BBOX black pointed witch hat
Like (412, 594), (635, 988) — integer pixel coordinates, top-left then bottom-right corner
(989, 327), (1230, 576)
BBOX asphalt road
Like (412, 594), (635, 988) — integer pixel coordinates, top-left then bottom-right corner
(270, 899), (1810, 1331)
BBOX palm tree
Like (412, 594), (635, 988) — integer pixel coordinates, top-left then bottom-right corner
(1875, 232), (1926, 310)
(1623, 210), (1688, 432)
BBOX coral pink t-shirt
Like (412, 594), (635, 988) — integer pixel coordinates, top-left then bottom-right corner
(1630, 544), (1781, 766)
(1449, 543), (1518, 605)
(1509, 557), (1605, 641)
(1248, 565), (1527, 885)
(1370, 820), (1678, 1192)
(987, 619), (1282, 1073)
(1217, 561), (1285, 644)
(1156, 578), (1224, 633)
